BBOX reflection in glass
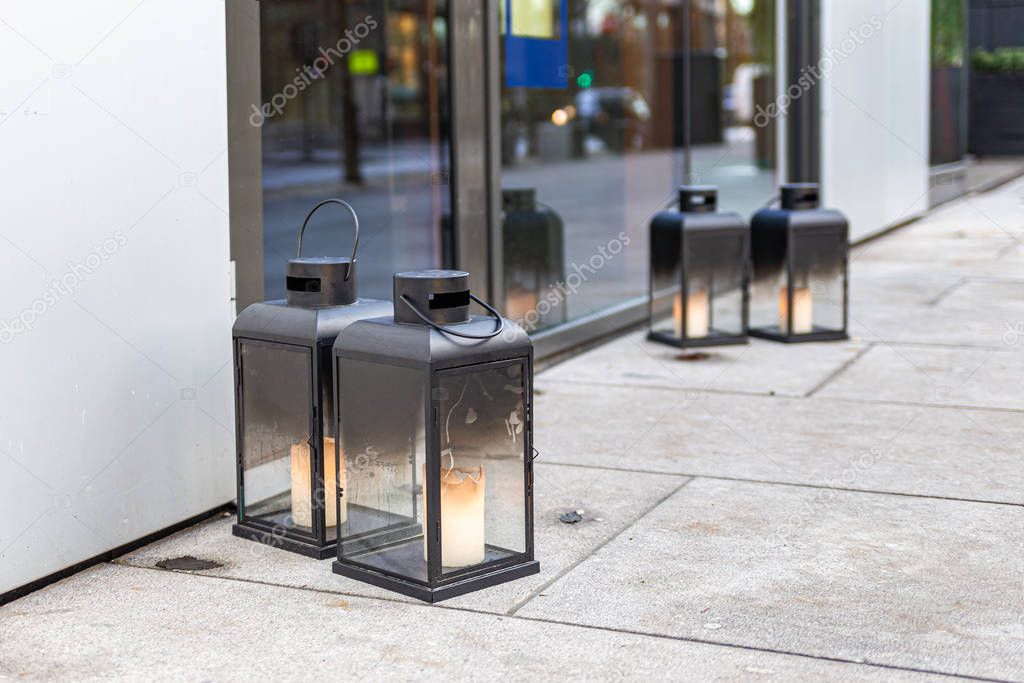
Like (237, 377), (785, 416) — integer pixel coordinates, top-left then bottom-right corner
(437, 363), (527, 573)
(500, 1), (777, 328)
(511, 0), (559, 38)
(239, 341), (313, 534)
(929, 0), (967, 166)
(337, 358), (425, 582)
(259, 2), (451, 301)
(502, 188), (566, 331)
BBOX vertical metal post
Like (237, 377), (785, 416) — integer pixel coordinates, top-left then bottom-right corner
(486, 0), (504, 311)
(786, 0), (821, 183)
(450, 0), (492, 300)
(225, 0), (265, 313)
(683, 0), (693, 181)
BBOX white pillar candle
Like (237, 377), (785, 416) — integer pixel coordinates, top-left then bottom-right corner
(505, 286), (538, 324)
(779, 286), (813, 334)
(423, 465), (486, 568)
(290, 436), (346, 528)
(674, 289), (709, 338)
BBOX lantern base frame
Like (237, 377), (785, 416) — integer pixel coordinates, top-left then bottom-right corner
(749, 325), (849, 344)
(647, 329), (748, 349)
(331, 558), (540, 604)
(231, 522), (335, 560)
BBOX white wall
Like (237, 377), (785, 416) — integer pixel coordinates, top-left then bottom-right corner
(0, 0), (235, 595)
(821, 0), (932, 241)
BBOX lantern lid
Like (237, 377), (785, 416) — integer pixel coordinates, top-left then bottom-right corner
(678, 185), (717, 213)
(394, 270), (471, 326)
(781, 183), (820, 210)
(286, 198), (361, 308)
(286, 257), (356, 307)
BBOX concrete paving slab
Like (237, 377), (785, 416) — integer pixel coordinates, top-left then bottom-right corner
(848, 306), (1014, 349)
(953, 249), (1024, 280)
(831, 262), (1018, 347)
(852, 246), (1023, 290)
(516, 478), (1024, 681)
(896, 201), (1024, 241)
(0, 563), (947, 682)
(848, 261), (962, 309)
(533, 383), (1024, 505)
(937, 279), (1024, 315)
(539, 330), (868, 398)
(818, 344), (1024, 411)
(851, 233), (1014, 268)
(117, 464), (686, 614)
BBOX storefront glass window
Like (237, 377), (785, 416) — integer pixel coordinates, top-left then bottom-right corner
(259, 1), (451, 301)
(930, 0), (967, 165)
(499, 0), (777, 332)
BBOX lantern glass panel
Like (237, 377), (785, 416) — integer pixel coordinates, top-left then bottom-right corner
(687, 233), (745, 338)
(337, 358), (427, 583)
(319, 343), (339, 543)
(649, 226), (682, 339)
(436, 360), (527, 575)
(749, 230), (787, 334)
(238, 340), (315, 538)
(789, 229), (845, 334)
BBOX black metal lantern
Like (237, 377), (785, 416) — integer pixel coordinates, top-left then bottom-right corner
(332, 269), (539, 602)
(502, 188), (566, 331)
(232, 199), (391, 559)
(647, 186), (749, 347)
(749, 183), (849, 343)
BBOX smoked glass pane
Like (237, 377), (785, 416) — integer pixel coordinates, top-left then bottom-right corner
(791, 229), (845, 333)
(650, 219), (682, 339)
(239, 341), (315, 537)
(338, 359), (426, 583)
(687, 233), (745, 338)
(437, 362), (527, 575)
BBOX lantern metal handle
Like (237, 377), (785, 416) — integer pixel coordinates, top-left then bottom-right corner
(296, 198), (360, 281)
(399, 293), (505, 339)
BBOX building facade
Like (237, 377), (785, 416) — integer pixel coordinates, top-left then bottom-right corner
(0, 0), (989, 600)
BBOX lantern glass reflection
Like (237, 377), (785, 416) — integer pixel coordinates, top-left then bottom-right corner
(502, 188), (566, 331)
(336, 359), (426, 580)
(436, 362), (527, 573)
(238, 341), (315, 535)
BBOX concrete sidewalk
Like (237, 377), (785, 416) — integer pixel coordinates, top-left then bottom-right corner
(2, 180), (1023, 682)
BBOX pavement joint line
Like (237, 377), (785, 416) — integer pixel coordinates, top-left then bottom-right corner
(866, 339), (1017, 352)
(502, 615), (1020, 683)
(926, 278), (967, 307)
(804, 341), (876, 397)
(539, 378), (778, 399)
(536, 461), (1024, 509)
(995, 241), (1022, 260)
(504, 476), (697, 617)
(106, 562), (1015, 683)
(959, 274), (1024, 284)
(539, 377), (1024, 414)
(810, 395), (1024, 416)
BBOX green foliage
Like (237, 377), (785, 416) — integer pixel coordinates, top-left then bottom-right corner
(751, 0), (776, 66)
(972, 47), (1024, 73)
(931, 0), (965, 67)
